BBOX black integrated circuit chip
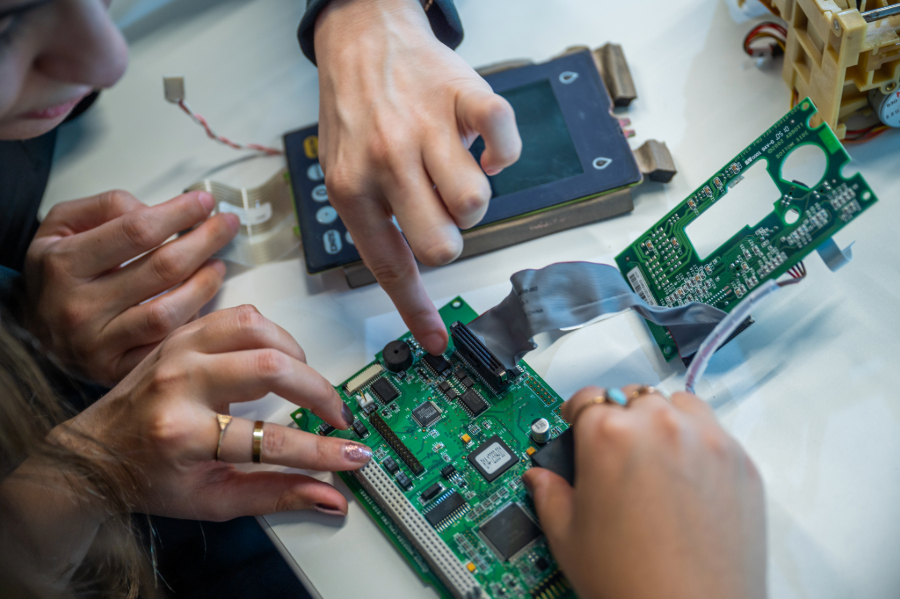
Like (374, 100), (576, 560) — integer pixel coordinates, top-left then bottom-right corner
(396, 472), (413, 491)
(371, 377), (399, 404)
(530, 427), (575, 485)
(438, 381), (451, 393)
(460, 389), (488, 416)
(440, 465), (456, 479)
(382, 457), (399, 474)
(446, 389), (458, 400)
(467, 435), (519, 482)
(479, 503), (542, 561)
(420, 483), (442, 502)
(317, 423), (335, 436)
(352, 419), (368, 439)
(423, 353), (451, 375)
(424, 491), (467, 528)
(412, 401), (442, 428)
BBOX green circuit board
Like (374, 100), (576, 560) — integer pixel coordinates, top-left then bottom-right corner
(292, 298), (574, 599)
(614, 99), (878, 361)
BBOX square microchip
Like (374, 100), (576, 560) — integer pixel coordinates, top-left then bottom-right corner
(423, 353), (451, 375)
(467, 435), (519, 482)
(479, 503), (542, 561)
(370, 377), (399, 404)
(412, 401), (441, 427)
(460, 389), (488, 416)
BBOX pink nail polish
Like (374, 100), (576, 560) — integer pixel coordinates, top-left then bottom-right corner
(343, 443), (373, 463)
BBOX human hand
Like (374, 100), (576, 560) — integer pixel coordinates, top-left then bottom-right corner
(314, 0), (521, 354)
(22, 190), (238, 386)
(523, 386), (767, 599)
(62, 306), (368, 520)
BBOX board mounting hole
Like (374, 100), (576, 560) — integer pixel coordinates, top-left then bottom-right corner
(451, 300), (462, 309)
(801, 101), (810, 110)
(862, 191), (871, 200)
(784, 208), (800, 224)
(781, 143), (827, 189)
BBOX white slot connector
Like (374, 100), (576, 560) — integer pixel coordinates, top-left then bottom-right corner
(163, 75), (186, 103)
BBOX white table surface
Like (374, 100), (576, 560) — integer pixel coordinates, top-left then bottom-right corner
(43, 1), (900, 597)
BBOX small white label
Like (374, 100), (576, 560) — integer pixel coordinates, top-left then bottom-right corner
(475, 442), (513, 475)
(627, 266), (657, 306)
(218, 201), (272, 226)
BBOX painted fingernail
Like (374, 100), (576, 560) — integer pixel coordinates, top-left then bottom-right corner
(343, 442), (373, 463)
(341, 403), (355, 428)
(198, 191), (215, 212)
(315, 503), (346, 517)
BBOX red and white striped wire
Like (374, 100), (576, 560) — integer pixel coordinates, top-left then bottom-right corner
(177, 100), (282, 156)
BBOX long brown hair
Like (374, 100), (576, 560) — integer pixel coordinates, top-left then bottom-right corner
(0, 315), (154, 598)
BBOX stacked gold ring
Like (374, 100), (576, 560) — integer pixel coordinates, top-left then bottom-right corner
(252, 420), (265, 464)
(215, 414), (233, 461)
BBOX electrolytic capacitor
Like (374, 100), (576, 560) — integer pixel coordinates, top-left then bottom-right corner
(530, 418), (551, 445)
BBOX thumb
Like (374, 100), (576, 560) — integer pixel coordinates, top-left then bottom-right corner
(457, 87), (521, 176)
(524, 467), (575, 547)
(202, 470), (349, 521)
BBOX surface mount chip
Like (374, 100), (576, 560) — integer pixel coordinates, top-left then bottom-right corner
(467, 435), (519, 482)
(424, 491), (467, 528)
(412, 401), (442, 428)
(479, 503), (542, 561)
(460, 389), (488, 417)
(371, 377), (399, 404)
(423, 353), (452, 375)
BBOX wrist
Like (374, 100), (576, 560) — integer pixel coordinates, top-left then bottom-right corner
(314, 0), (434, 61)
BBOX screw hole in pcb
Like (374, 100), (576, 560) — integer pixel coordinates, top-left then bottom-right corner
(784, 208), (800, 225)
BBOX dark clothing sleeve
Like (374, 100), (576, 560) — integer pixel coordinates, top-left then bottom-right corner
(0, 129), (57, 273)
(297, 0), (463, 65)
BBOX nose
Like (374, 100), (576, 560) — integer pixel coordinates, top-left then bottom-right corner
(35, 0), (129, 90)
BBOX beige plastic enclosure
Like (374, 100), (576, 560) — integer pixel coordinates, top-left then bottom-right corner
(761, 0), (900, 138)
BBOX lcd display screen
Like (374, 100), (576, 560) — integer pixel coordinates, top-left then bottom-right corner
(470, 80), (583, 198)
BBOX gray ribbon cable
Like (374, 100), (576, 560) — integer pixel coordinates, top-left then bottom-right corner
(468, 262), (728, 369)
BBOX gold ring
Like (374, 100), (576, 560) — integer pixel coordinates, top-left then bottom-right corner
(252, 420), (265, 464)
(216, 414), (233, 461)
(570, 393), (613, 426)
(630, 385), (671, 402)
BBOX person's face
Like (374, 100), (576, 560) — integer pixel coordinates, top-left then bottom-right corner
(0, 0), (127, 140)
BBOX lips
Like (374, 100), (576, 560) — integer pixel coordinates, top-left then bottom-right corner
(20, 95), (86, 120)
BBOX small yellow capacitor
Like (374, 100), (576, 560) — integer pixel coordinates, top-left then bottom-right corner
(467, 562), (477, 572)
(461, 433), (472, 444)
(526, 447), (537, 456)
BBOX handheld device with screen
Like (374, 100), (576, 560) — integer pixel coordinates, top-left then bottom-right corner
(285, 46), (671, 282)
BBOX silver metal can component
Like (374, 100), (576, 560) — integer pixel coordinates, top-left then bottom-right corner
(530, 418), (551, 445)
(868, 88), (900, 128)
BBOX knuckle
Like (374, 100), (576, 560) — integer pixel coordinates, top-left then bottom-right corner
(59, 302), (89, 329)
(146, 406), (191, 450)
(104, 189), (137, 211)
(323, 169), (360, 203)
(262, 425), (286, 460)
(588, 410), (633, 447)
(121, 211), (158, 250)
(651, 406), (683, 441)
(477, 95), (515, 126)
(254, 349), (289, 378)
(450, 185), (491, 221)
(145, 301), (178, 338)
(149, 361), (187, 392)
(150, 245), (188, 283)
(367, 257), (419, 290)
(234, 306), (270, 336)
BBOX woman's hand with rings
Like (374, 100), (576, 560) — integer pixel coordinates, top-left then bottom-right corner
(58, 305), (369, 520)
(522, 385), (767, 599)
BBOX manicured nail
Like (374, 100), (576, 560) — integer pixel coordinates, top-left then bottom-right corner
(315, 503), (346, 517)
(341, 403), (355, 428)
(343, 442), (372, 463)
(197, 191), (215, 212)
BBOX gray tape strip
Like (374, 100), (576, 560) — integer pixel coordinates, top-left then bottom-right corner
(468, 262), (727, 369)
(816, 238), (853, 272)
